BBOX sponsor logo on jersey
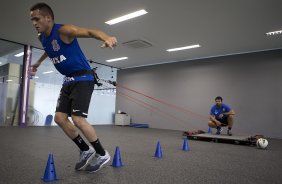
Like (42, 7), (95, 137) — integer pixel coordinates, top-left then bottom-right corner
(51, 39), (60, 51)
(50, 55), (67, 64)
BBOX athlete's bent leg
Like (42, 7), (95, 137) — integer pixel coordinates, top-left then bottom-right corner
(71, 115), (98, 142)
(208, 121), (218, 128)
(227, 115), (234, 129)
(54, 112), (78, 139)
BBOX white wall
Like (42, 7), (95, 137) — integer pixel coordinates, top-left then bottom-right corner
(116, 49), (282, 138)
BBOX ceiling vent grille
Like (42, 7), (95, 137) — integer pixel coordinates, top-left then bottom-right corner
(122, 39), (152, 49)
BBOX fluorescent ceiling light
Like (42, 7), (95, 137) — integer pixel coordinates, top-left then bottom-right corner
(166, 44), (201, 52)
(33, 76), (39, 79)
(105, 9), (148, 25)
(14, 52), (24, 57)
(106, 57), (128, 62)
(266, 30), (282, 36)
(43, 71), (54, 74)
(6, 79), (13, 82)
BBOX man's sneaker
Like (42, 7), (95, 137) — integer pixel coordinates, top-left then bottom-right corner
(75, 146), (95, 171)
(216, 127), (222, 135)
(227, 129), (232, 136)
(85, 150), (111, 173)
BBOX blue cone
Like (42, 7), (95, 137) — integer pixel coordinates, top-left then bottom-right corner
(112, 146), (123, 168)
(154, 141), (163, 158)
(42, 154), (58, 182)
(208, 127), (212, 134)
(182, 138), (190, 151)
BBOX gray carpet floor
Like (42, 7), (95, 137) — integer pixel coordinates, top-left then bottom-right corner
(0, 125), (281, 184)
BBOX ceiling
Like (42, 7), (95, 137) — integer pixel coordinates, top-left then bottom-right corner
(0, 0), (282, 69)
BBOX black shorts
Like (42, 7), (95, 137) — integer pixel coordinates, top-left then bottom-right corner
(56, 81), (94, 117)
(217, 118), (228, 125)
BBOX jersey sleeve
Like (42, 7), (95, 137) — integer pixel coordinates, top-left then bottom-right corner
(224, 104), (232, 112)
(210, 106), (215, 115)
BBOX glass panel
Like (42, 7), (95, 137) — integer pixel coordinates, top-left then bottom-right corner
(28, 48), (64, 126)
(89, 63), (117, 125)
(0, 39), (24, 126)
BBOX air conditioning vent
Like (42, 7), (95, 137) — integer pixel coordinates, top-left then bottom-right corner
(122, 39), (152, 49)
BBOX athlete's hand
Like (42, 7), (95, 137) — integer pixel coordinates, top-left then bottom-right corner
(211, 116), (216, 121)
(30, 63), (40, 76)
(218, 114), (224, 119)
(101, 36), (117, 49)
(211, 116), (221, 126)
(216, 122), (223, 127)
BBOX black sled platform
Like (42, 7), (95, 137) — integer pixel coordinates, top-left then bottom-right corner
(183, 130), (263, 146)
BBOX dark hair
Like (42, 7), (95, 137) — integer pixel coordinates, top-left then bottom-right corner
(30, 3), (54, 20)
(215, 96), (223, 101)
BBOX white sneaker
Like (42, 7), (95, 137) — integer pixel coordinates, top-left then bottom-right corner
(85, 150), (111, 173)
(75, 146), (95, 171)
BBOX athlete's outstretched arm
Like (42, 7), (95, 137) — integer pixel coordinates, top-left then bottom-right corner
(59, 24), (117, 48)
(31, 52), (48, 75)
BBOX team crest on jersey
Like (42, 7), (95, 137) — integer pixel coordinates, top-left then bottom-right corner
(51, 39), (60, 51)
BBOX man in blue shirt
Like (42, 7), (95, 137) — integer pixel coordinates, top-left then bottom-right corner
(208, 96), (235, 136)
(30, 3), (117, 173)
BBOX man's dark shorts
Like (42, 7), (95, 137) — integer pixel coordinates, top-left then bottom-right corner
(56, 81), (94, 118)
(216, 117), (228, 125)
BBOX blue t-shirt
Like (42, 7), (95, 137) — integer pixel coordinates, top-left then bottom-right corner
(39, 24), (93, 84)
(210, 104), (231, 120)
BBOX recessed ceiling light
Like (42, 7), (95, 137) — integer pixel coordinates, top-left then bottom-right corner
(43, 71), (54, 74)
(105, 9), (148, 25)
(106, 57), (128, 62)
(166, 44), (201, 52)
(266, 30), (282, 36)
(14, 52), (24, 57)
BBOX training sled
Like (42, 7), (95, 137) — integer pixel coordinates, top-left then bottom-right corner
(183, 130), (264, 146)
